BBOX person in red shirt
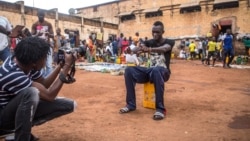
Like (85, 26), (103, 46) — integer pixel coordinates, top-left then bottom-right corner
(121, 37), (129, 54)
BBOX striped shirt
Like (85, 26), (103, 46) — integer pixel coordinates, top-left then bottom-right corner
(0, 56), (42, 107)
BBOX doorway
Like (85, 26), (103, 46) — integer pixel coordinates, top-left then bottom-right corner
(220, 25), (232, 34)
(219, 20), (232, 34)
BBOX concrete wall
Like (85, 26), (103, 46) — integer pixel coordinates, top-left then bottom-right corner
(77, 0), (250, 54)
(0, 1), (118, 41)
(1, 0), (249, 54)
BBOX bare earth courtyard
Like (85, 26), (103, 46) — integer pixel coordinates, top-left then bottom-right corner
(2, 60), (250, 141)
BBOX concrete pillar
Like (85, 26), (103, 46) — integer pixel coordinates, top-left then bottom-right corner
(81, 17), (84, 32)
(54, 8), (59, 29)
(16, 1), (25, 26)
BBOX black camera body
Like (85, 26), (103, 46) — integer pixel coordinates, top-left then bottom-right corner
(57, 46), (86, 84)
(57, 46), (86, 64)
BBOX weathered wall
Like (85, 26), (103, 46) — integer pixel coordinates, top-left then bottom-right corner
(1, 0), (250, 54)
(0, 1), (118, 41)
(77, 0), (250, 54)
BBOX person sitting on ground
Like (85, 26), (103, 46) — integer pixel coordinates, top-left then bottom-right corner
(124, 46), (139, 66)
(179, 48), (187, 59)
(0, 37), (77, 141)
(119, 21), (175, 120)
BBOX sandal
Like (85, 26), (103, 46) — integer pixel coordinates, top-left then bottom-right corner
(119, 107), (135, 114)
(153, 111), (165, 120)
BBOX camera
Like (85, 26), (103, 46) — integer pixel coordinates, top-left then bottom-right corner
(57, 46), (86, 64)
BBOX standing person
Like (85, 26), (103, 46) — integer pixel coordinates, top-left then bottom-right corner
(0, 16), (12, 62)
(242, 36), (250, 56)
(0, 37), (76, 141)
(185, 38), (190, 48)
(119, 21), (175, 120)
(133, 32), (140, 47)
(197, 39), (203, 60)
(189, 41), (196, 60)
(216, 39), (223, 61)
(128, 36), (133, 46)
(206, 37), (217, 66)
(121, 37), (129, 54)
(112, 38), (118, 56)
(63, 29), (71, 48)
(31, 10), (54, 76)
(117, 33), (124, 56)
(86, 35), (94, 63)
(54, 28), (65, 64)
(222, 29), (234, 68)
(201, 38), (208, 64)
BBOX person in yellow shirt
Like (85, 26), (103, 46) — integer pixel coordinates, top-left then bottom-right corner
(189, 41), (196, 60)
(207, 37), (217, 66)
(216, 39), (223, 61)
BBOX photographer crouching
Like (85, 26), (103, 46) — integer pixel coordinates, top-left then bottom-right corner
(0, 37), (77, 141)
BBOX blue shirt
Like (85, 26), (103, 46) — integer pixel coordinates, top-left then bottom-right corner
(222, 34), (233, 50)
(112, 40), (118, 49)
(0, 56), (42, 107)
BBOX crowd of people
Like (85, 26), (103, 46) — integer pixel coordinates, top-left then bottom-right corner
(0, 7), (249, 141)
(0, 10), (77, 141)
(177, 28), (248, 68)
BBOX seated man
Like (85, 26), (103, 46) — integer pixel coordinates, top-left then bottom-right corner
(119, 21), (175, 120)
(0, 37), (77, 141)
(124, 46), (140, 66)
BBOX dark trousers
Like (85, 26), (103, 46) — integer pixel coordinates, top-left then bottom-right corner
(222, 48), (234, 66)
(207, 51), (216, 65)
(190, 51), (195, 60)
(0, 87), (75, 141)
(124, 66), (170, 113)
(245, 47), (250, 56)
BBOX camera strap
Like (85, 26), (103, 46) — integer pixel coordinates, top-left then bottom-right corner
(68, 61), (76, 82)
(59, 55), (76, 84)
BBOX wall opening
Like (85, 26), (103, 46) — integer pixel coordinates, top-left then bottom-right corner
(220, 25), (232, 34)
(219, 19), (232, 34)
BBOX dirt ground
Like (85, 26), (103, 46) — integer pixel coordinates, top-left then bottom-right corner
(4, 59), (250, 141)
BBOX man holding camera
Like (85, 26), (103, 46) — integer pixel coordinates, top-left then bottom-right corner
(0, 37), (77, 141)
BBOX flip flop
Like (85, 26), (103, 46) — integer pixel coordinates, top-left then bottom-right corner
(119, 107), (135, 114)
(153, 111), (165, 120)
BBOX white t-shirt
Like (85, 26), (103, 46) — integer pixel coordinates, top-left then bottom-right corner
(198, 41), (203, 49)
(0, 16), (12, 51)
(125, 54), (139, 65)
(179, 50), (186, 59)
(105, 45), (113, 56)
(64, 34), (71, 48)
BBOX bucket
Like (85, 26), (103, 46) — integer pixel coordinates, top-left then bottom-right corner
(236, 56), (242, 65)
(116, 57), (121, 64)
(171, 53), (175, 59)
